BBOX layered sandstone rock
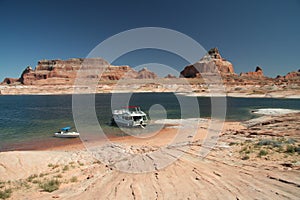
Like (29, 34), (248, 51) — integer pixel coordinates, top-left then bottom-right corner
(136, 68), (158, 79)
(101, 66), (137, 80)
(240, 66), (264, 78)
(165, 74), (177, 78)
(2, 77), (19, 85)
(283, 70), (300, 80)
(1, 49), (299, 96)
(180, 47), (234, 78)
(2, 58), (158, 85)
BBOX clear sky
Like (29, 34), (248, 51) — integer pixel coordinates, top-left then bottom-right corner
(0, 0), (299, 80)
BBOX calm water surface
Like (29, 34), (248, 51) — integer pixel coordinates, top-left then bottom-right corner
(0, 93), (299, 150)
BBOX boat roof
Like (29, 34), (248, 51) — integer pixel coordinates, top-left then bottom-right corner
(61, 126), (71, 131)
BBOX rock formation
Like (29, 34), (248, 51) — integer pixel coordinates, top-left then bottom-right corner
(1, 49), (299, 96)
(240, 66), (264, 78)
(100, 66), (137, 80)
(1, 58), (158, 85)
(2, 77), (19, 85)
(165, 74), (177, 78)
(180, 47), (235, 78)
(283, 70), (300, 80)
(136, 68), (158, 79)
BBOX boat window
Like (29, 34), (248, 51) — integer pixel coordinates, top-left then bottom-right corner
(123, 116), (132, 120)
(133, 116), (142, 121)
(143, 116), (147, 120)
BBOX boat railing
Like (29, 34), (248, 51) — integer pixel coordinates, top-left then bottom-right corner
(113, 107), (146, 116)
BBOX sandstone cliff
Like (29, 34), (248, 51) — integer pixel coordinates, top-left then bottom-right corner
(180, 47), (235, 78)
(283, 70), (300, 80)
(240, 66), (264, 78)
(2, 58), (158, 85)
(1, 49), (299, 96)
(2, 77), (19, 85)
(136, 68), (158, 79)
(164, 74), (176, 78)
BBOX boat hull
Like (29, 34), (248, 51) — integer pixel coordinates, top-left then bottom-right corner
(113, 118), (147, 127)
(54, 132), (80, 138)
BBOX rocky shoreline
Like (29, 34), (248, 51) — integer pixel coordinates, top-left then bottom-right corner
(1, 83), (299, 99)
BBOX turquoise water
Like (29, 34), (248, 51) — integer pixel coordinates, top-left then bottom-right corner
(0, 93), (299, 150)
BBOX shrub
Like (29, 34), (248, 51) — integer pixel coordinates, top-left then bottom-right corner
(62, 165), (69, 172)
(39, 173), (48, 178)
(15, 180), (31, 189)
(257, 139), (285, 148)
(286, 138), (296, 144)
(0, 181), (5, 189)
(32, 179), (40, 184)
(228, 142), (236, 146)
(258, 149), (268, 157)
(285, 145), (296, 154)
(48, 163), (59, 169)
(27, 174), (38, 182)
(93, 160), (101, 165)
(70, 176), (78, 183)
(257, 139), (273, 146)
(39, 179), (60, 192)
(296, 147), (300, 154)
(272, 141), (282, 148)
(245, 150), (251, 154)
(239, 147), (248, 153)
(52, 165), (60, 169)
(0, 188), (12, 199)
(241, 155), (250, 160)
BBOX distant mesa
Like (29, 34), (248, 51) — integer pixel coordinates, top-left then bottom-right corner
(180, 47), (235, 78)
(2, 77), (19, 85)
(135, 68), (158, 79)
(1, 58), (158, 85)
(240, 66), (264, 78)
(1, 49), (299, 87)
(282, 70), (300, 80)
(164, 74), (176, 78)
(179, 48), (299, 85)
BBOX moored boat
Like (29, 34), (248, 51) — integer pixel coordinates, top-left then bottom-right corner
(54, 127), (80, 138)
(112, 106), (148, 128)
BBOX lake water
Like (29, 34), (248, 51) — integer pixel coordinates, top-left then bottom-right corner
(0, 93), (299, 151)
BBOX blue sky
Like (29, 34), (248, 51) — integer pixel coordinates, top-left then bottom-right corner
(0, 0), (299, 80)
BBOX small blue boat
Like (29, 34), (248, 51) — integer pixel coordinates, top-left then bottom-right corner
(54, 127), (80, 138)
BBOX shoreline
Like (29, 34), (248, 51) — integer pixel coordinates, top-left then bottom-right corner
(0, 119), (230, 152)
(1, 109), (299, 153)
(0, 90), (300, 99)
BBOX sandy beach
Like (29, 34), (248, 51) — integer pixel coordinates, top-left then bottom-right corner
(0, 112), (299, 199)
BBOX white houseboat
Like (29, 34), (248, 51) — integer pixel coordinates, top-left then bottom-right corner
(112, 106), (148, 128)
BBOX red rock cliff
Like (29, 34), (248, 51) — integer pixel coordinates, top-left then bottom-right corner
(180, 48), (235, 78)
(2, 58), (158, 85)
(240, 66), (264, 78)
